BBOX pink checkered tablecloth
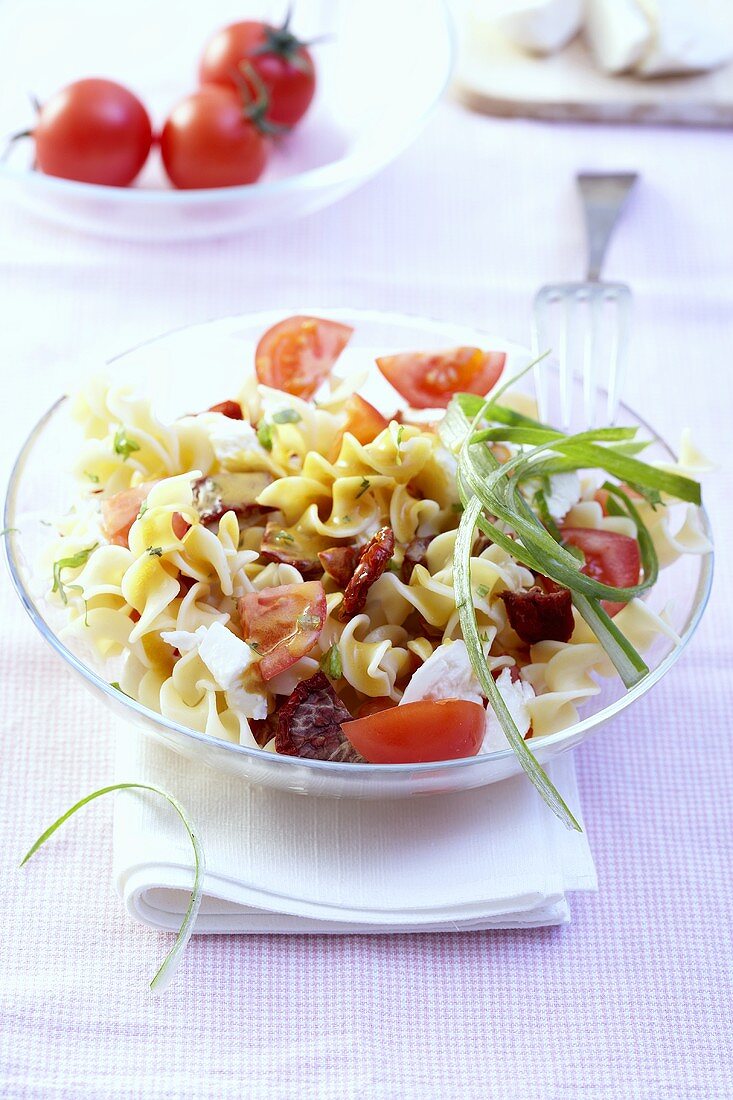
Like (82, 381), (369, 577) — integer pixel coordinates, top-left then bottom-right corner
(1, 97), (732, 1097)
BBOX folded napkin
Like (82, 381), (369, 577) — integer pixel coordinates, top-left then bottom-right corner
(113, 731), (596, 934)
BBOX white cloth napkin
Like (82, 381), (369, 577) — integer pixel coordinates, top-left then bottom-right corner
(112, 730), (596, 934)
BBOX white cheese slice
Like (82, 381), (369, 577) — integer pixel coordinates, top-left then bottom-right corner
(634, 0), (733, 76)
(544, 471), (582, 522)
(191, 412), (268, 466)
(162, 621), (267, 720)
(472, 0), (583, 54)
(400, 640), (484, 708)
(483, 668), (536, 752)
(584, 0), (651, 73)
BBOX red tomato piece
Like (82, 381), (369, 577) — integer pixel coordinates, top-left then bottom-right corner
(199, 17), (316, 127)
(101, 483), (155, 547)
(160, 85), (269, 190)
(255, 315), (353, 399)
(355, 698), (396, 719)
(376, 347), (506, 409)
(33, 79), (153, 187)
(237, 581), (326, 680)
(208, 400), (243, 419)
(329, 394), (390, 460)
(561, 527), (641, 616)
(171, 513), (191, 541)
(342, 699), (486, 764)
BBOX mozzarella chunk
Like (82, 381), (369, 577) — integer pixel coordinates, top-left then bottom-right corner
(483, 668), (536, 752)
(191, 412), (267, 466)
(400, 640), (484, 708)
(545, 471), (582, 522)
(162, 621), (267, 719)
(584, 0), (651, 73)
(472, 0), (583, 54)
(634, 0), (733, 75)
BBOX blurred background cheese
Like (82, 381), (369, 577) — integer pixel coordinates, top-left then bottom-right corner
(470, 0), (583, 55)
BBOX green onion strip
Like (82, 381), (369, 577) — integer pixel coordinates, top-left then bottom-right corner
(21, 783), (204, 993)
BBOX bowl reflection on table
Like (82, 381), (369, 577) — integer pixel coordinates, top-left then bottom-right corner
(3, 309), (713, 799)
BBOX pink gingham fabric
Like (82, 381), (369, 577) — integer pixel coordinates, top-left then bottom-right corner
(1, 100), (732, 1098)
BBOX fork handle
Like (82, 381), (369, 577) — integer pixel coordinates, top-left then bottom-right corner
(577, 173), (638, 282)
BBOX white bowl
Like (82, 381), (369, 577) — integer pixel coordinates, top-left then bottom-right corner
(3, 309), (714, 799)
(0, 0), (454, 241)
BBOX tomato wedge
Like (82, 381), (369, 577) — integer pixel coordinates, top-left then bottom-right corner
(101, 482), (155, 547)
(376, 347), (506, 409)
(342, 698), (485, 764)
(561, 527), (641, 616)
(237, 581), (326, 680)
(255, 316), (354, 400)
(328, 393), (389, 461)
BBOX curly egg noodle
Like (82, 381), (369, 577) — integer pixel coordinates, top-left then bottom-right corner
(47, 368), (711, 759)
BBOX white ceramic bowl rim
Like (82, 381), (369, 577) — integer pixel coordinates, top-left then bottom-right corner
(3, 307), (714, 779)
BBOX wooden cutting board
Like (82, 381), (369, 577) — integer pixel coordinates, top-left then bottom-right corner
(454, 24), (733, 128)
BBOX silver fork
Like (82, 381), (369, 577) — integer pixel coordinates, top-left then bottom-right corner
(532, 172), (638, 431)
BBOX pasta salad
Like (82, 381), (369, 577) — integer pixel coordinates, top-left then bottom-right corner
(47, 315), (711, 822)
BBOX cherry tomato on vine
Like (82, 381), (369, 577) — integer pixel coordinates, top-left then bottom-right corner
(199, 14), (316, 127)
(160, 84), (269, 190)
(31, 79), (152, 187)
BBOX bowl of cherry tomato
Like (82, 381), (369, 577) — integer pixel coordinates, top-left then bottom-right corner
(0, 0), (454, 241)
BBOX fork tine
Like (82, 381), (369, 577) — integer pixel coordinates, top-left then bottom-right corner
(583, 289), (602, 429)
(558, 294), (573, 433)
(606, 286), (632, 424)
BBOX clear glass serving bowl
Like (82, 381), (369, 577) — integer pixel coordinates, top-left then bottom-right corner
(3, 309), (713, 798)
(0, 0), (453, 241)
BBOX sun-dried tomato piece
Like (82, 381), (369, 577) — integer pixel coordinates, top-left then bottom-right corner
(249, 712), (278, 748)
(340, 526), (395, 620)
(400, 536), (434, 583)
(275, 672), (362, 762)
(491, 664), (521, 683)
(318, 545), (359, 588)
(500, 586), (574, 645)
(208, 399), (243, 419)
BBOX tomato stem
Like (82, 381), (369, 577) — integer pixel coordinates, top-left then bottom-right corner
(235, 62), (291, 136)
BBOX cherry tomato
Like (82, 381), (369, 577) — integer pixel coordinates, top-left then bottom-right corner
(199, 17), (316, 127)
(238, 581), (326, 680)
(255, 316), (353, 399)
(342, 699), (486, 764)
(160, 85), (268, 190)
(329, 394), (390, 460)
(376, 347), (506, 409)
(101, 483), (155, 546)
(32, 78), (152, 187)
(561, 527), (641, 616)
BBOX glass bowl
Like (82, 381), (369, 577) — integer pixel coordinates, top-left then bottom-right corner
(0, 0), (454, 241)
(3, 309), (713, 798)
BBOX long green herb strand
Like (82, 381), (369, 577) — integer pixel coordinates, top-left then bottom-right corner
(454, 495), (581, 831)
(21, 783), (205, 993)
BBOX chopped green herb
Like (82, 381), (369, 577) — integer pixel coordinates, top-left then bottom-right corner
(257, 422), (273, 450)
(476, 584), (490, 599)
(273, 530), (295, 545)
(113, 426), (140, 462)
(395, 425), (405, 463)
(0, 526), (19, 536)
(272, 408), (301, 425)
(478, 631), (491, 644)
(356, 476), (371, 499)
(39, 520), (53, 527)
(83, 471), (100, 484)
(147, 545), (163, 557)
(451, 502), (464, 514)
(20, 782), (204, 993)
(52, 544), (98, 605)
(340, 515), (352, 524)
(137, 501), (148, 520)
(319, 643), (343, 680)
(247, 640), (261, 653)
(110, 681), (122, 691)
